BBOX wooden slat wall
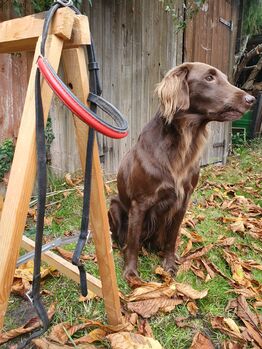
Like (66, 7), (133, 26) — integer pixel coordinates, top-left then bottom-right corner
(184, 0), (239, 165)
(81, 0), (184, 175)
(0, 0), (240, 178)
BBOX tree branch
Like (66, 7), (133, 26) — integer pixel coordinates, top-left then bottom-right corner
(242, 55), (262, 90)
(234, 43), (262, 83)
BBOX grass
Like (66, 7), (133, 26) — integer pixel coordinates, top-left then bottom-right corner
(3, 139), (262, 349)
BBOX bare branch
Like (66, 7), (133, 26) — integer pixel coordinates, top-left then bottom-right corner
(242, 55), (262, 90)
(234, 43), (262, 83)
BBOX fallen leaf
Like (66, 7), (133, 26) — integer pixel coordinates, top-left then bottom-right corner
(236, 296), (260, 329)
(137, 319), (154, 338)
(107, 332), (163, 349)
(175, 283), (208, 300)
(0, 304), (55, 344)
(181, 244), (214, 262)
(187, 301), (198, 316)
(230, 221), (245, 233)
(48, 322), (87, 344)
(223, 318), (241, 334)
(127, 296), (183, 318)
(33, 338), (97, 349)
(211, 316), (244, 341)
(181, 239), (193, 257)
(74, 328), (106, 344)
(65, 173), (75, 187)
(14, 261), (55, 282)
(125, 282), (177, 302)
(78, 290), (97, 301)
(189, 332), (215, 348)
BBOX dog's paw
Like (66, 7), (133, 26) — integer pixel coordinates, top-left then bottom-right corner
(123, 267), (143, 286)
(162, 256), (179, 275)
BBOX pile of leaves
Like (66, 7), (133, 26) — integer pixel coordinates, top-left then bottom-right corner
(1, 143), (262, 348)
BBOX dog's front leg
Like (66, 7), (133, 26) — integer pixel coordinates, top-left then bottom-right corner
(123, 201), (145, 280)
(162, 207), (186, 274)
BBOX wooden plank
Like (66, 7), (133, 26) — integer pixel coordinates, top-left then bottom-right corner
(0, 7), (90, 53)
(21, 236), (102, 297)
(62, 48), (123, 326)
(0, 32), (70, 329)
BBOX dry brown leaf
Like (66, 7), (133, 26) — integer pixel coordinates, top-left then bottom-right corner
(177, 260), (193, 275)
(107, 332), (163, 349)
(216, 236), (236, 247)
(65, 173), (75, 187)
(236, 296), (260, 329)
(230, 221), (245, 233)
(191, 264), (206, 280)
(187, 301), (198, 316)
(211, 316), (244, 341)
(137, 319), (154, 338)
(154, 266), (173, 283)
(127, 296), (183, 318)
(181, 244), (214, 262)
(181, 239), (193, 257)
(55, 247), (96, 263)
(14, 261), (55, 282)
(0, 304), (55, 344)
(11, 278), (31, 297)
(189, 332), (215, 349)
(241, 319), (262, 347)
(125, 282), (176, 302)
(222, 340), (246, 349)
(48, 322), (87, 344)
(33, 338), (97, 349)
(78, 290), (97, 302)
(223, 318), (241, 334)
(74, 328), (106, 344)
(175, 282), (208, 300)
(200, 259), (216, 280)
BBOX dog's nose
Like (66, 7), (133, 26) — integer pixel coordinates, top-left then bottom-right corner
(244, 94), (256, 105)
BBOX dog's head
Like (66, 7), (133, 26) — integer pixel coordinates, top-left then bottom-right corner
(156, 62), (255, 123)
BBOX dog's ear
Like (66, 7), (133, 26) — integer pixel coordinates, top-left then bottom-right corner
(155, 64), (190, 123)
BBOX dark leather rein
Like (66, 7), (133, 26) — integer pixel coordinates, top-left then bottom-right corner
(18, 1), (128, 347)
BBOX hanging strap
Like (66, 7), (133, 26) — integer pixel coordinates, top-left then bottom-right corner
(18, 2), (128, 348)
(71, 41), (100, 297)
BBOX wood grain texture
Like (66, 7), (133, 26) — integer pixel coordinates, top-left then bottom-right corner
(0, 34), (67, 328)
(0, 7), (89, 53)
(62, 48), (123, 326)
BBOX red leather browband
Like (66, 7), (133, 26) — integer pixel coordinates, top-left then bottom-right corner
(37, 56), (128, 139)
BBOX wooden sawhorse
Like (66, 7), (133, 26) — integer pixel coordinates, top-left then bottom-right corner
(0, 7), (122, 329)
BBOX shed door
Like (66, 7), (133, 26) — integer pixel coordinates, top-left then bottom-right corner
(184, 0), (239, 165)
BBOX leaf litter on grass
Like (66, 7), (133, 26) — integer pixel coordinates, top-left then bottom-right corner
(5, 144), (262, 348)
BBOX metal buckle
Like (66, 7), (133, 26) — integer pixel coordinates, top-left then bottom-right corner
(26, 289), (33, 303)
(55, 0), (73, 6)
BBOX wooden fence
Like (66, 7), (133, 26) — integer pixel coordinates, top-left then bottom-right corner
(0, 0), (240, 178)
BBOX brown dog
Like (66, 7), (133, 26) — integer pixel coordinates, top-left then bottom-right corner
(108, 62), (255, 280)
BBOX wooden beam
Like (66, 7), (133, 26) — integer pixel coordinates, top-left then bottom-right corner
(21, 236), (102, 298)
(0, 7), (90, 54)
(0, 33), (69, 329)
(62, 48), (123, 326)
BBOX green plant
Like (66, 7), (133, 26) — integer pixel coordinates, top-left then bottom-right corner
(159, 0), (207, 32)
(0, 139), (15, 182)
(243, 0), (262, 35)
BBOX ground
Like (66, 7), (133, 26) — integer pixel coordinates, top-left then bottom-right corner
(2, 140), (262, 349)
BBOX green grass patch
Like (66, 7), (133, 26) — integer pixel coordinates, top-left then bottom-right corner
(4, 140), (262, 348)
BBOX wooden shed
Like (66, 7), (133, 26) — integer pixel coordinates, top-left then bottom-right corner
(0, 0), (240, 178)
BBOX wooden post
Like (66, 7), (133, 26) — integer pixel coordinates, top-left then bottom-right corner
(0, 33), (72, 328)
(62, 48), (123, 326)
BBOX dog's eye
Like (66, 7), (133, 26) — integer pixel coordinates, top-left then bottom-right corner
(205, 75), (214, 82)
